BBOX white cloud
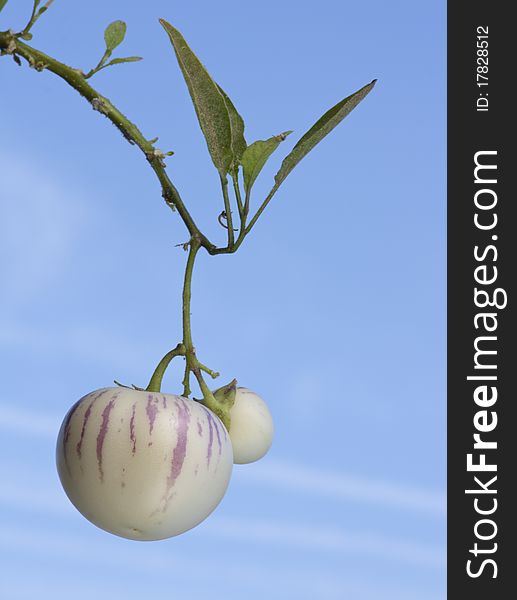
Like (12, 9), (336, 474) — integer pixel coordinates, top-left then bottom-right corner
(237, 459), (446, 516)
(0, 153), (91, 307)
(0, 154), (156, 375)
(0, 522), (444, 600)
(0, 475), (444, 570)
(204, 515), (444, 569)
(0, 404), (60, 437)
(0, 318), (153, 372)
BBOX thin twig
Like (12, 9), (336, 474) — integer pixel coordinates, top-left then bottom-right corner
(232, 172), (244, 219)
(220, 176), (234, 247)
(19, 1), (54, 38)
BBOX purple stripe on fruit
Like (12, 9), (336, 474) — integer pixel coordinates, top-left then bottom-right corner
(76, 395), (97, 458)
(96, 397), (116, 481)
(146, 394), (159, 435)
(129, 402), (137, 454)
(165, 397), (191, 501)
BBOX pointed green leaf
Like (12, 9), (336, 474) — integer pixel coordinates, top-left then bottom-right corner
(105, 56), (143, 67)
(104, 20), (127, 53)
(241, 131), (292, 195)
(274, 80), (376, 187)
(217, 85), (247, 168)
(160, 19), (233, 177)
(0, 0), (9, 14)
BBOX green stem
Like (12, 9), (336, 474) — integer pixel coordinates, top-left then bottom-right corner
(18, 1), (51, 37)
(182, 239), (200, 352)
(193, 368), (230, 429)
(208, 186), (278, 255)
(21, 2), (39, 35)
(232, 172), (244, 220)
(146, 343), (185, 392)
(145, 238), (221, 405)
(177, 242), (201, 397)
(198, 362), (220, 378)
(177, 239), (229, 427)
(220, 176), (234, 247)
(84, 48), (111, 79)
(244, 188), (251, 219)
(179, 239), (230, 427)
(182, 361), (191, 397)
(245, 185), (278, 237)
(208, 227), (247, 255)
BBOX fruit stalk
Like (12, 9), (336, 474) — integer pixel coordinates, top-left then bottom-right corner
(144, 235), (230, 428)
(181, 238), (230, 428)
(146, 343), (185, 393)
(182, 238), (199, 358)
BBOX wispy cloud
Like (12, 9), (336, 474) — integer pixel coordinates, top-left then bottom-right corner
(0, 153), (90, 307)
(0, 475), (444, 570)
(0, 523), (444, 600)
(204, 516), (444, 569)
(0, 403), (59, 437)
(0, 319), (153, 373)
(237, 459), (446, 516)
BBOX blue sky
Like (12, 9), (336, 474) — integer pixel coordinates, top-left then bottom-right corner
(0, 1), (445, 598)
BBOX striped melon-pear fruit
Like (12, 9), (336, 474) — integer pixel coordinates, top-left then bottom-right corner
(56, 387), (233, 540)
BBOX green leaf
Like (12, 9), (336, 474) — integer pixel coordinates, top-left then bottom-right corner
(217, 85), (247, 169)
(104, 56), (143, 67)
(274, 80), (376, 188)
(159, 19), (234, 177)
(241, 131), (292, 195)
(0, 0), (9, 14)
(104, 20), (127, 53)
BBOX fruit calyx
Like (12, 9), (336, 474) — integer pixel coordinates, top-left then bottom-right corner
(196, 378), (237, 432)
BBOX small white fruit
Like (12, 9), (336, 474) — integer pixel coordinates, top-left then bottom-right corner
(56, 387), (233, 541)
(228, 387), (274, 464)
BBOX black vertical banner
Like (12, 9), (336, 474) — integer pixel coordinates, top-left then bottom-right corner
(448, 1), (516, 597)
